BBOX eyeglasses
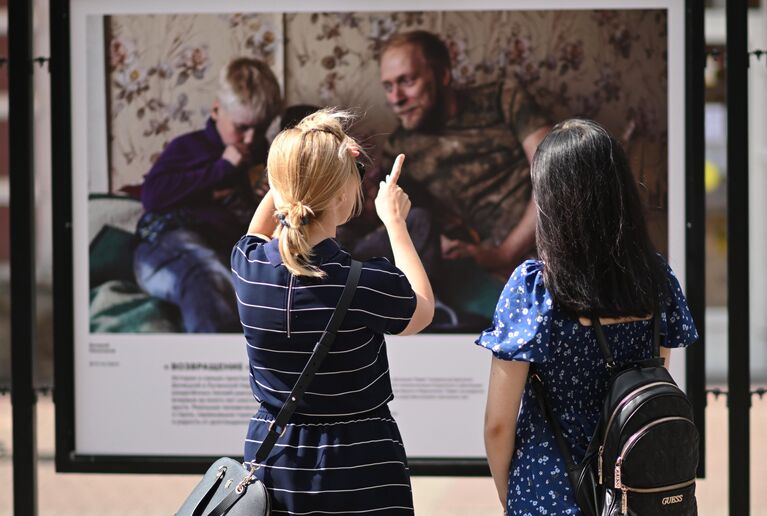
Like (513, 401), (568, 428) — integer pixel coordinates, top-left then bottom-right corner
(355, 161), (366, 181)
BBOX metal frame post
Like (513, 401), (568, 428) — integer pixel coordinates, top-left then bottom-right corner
(49, 0), (76, 473)
(684, 0), (707, 479)
(8, 0), (39, 514)
(725, 0), (750, 513)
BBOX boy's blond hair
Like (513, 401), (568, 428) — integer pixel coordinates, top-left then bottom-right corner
(217, 57), (282, 128)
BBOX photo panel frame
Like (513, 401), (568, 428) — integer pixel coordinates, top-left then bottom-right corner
(53, 0), (691, 474)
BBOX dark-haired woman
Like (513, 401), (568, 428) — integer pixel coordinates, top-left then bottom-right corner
(477, 119), (698, 515)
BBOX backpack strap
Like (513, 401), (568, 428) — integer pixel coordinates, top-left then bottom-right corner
(591, 299), (665, 368)
(652, 302), (661, 358)
(589, 315), (616, 370)
(253, 260), (362, 464)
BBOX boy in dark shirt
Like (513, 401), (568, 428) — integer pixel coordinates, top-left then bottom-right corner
(133, 57), (282, 333)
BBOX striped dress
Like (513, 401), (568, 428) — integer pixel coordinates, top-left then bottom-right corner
(230, 234), (417, 515)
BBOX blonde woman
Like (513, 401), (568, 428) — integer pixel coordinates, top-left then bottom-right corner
(230, 109), (434, 514)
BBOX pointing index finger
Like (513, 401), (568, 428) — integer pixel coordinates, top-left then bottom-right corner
(388, 154), (405, 187)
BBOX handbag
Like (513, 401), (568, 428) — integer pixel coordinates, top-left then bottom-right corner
(176, 260), (362, 516)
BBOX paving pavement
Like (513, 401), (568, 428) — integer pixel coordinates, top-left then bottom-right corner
(0, 394), (765, 515)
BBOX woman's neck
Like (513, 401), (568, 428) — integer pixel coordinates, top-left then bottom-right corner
(305, 218), (336, 248)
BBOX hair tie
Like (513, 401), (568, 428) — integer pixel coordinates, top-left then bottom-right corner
(277, 212), (309, 229)
(277, 213), (291, 228)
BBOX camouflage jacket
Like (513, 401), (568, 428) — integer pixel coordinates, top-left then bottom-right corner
(381, 80), (550, 245)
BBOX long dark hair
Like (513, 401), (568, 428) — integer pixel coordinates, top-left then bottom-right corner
(531, 119), (666, 317)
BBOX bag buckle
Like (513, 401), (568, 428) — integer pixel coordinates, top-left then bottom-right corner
(236, 462), (259, 494)
(216, 465), (227, 479)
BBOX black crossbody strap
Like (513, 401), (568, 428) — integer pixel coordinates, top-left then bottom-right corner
(532, 369), (604, 510)
(254, 260), (362, 464)
(530, 371), (579, 473)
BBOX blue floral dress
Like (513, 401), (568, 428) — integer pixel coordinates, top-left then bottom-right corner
(476, 260), (698, 515)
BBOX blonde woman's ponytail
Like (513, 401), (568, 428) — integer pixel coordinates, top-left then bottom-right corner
(275, 201), (322, 278)
(267, 108), (365, 277)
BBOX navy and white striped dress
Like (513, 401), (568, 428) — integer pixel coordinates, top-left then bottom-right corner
(231, 234), (417, 515)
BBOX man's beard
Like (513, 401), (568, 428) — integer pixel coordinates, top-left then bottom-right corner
(409, 86), (447, 133)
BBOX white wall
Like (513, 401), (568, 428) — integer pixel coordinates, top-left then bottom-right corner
(34, 0), (52, 285)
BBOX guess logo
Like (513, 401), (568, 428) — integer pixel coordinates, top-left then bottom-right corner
(662, 494), (684, 505)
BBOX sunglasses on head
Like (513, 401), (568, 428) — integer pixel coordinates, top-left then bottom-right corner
(355, 161), (366, 181)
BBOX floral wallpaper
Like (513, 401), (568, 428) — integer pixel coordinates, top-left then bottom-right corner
(106, 9), (668, 233)
(106, 13), (283, 191)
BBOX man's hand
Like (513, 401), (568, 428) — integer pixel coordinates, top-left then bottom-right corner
(441, 237), (518, 277)
(222, 145), (243, 166)
(212, 188), (235, 201)
(375, 154), (411, 229)
(443, 198), (538, 276)
(441, 237), (487, 263)
(441, 235), (471, 260)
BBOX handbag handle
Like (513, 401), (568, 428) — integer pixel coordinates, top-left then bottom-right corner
(190, 464), (228, 516)
(201, 474), (266, 516)
(254, 259), (362, 464)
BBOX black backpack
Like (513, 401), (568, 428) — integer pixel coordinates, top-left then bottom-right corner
(531, 309), (699, 515)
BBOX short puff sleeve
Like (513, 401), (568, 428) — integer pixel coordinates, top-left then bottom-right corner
(476, 260), (553, 362)
(659, 261), (699, 348)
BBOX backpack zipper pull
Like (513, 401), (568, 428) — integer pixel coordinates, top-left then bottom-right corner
(615, 457), (627, 514)
(621, 487), (628, 514)
(598, 445), (604, 484)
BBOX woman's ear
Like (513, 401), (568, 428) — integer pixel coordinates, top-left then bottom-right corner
(211, 99), (220, 120)
(335, 190), (348, 219)
(270, 185), (284, 208)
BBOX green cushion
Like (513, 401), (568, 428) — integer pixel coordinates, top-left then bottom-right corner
(437, 259), (504, 319)
(89, 225), (137, 289)
(89, 280), (182, 333)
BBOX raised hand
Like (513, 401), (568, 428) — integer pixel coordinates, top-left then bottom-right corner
(223, 144), (244, 166)
(375, 154), (411, 228)
(234, 142), (252, 164)
(374, 153), (435, 335)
